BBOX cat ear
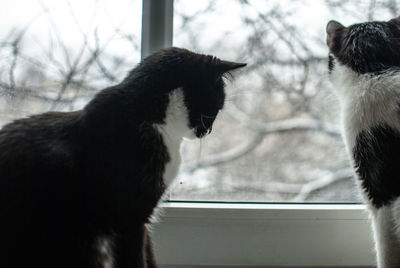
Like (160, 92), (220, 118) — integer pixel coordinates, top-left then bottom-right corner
(326, 20), (345, 53)
(326, 20), (344, 37)
(216, 60), (247, 75)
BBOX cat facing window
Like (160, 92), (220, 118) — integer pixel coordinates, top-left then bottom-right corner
(0, 47), (245, 268)
(327, 17), (400, 268)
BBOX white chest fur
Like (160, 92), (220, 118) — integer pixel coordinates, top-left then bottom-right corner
(154, 88), (192, 188)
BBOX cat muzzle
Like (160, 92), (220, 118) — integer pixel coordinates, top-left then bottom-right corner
(195, 126), (212, 138)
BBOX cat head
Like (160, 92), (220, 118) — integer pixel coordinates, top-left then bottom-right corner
(132, 47), (246, 138)
(176, 49), (246, 138)
(326, 17), (400, 74)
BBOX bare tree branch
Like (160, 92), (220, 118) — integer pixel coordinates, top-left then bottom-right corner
(227, 103), (341, 140)
(292, 168), (354, 201)
(184, 132), (265, 173)
(254, 118), (341, 139)
(385, 0), (399, 16)
(184, 116), (342, 174)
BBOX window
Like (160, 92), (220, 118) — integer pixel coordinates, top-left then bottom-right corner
(2, 0), (392, 266)
(2, 0), (396, 203)
(171, 0), (398, 203)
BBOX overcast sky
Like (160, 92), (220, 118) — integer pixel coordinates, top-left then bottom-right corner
(1, 0), (142, 62)
(2, 0), (398, 68)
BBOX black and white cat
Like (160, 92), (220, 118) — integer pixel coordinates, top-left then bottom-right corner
(0, 47), (245, 268)
(327, 18), (400, 267)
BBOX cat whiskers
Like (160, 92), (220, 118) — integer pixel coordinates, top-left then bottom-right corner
(224, 90), (258, 103)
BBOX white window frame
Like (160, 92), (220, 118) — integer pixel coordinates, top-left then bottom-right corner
(141, 2), (375, 267)
(153, 203), (374, 267)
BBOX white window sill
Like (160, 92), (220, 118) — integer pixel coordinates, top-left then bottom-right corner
(153, 203), (374, 267)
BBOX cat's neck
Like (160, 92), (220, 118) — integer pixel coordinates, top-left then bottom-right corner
(83, 83), (172, 129)
(155, 88), (193, 141)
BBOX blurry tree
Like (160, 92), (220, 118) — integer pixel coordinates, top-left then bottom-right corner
(1, 0), (397, 202)
(171, 0), (399, 202)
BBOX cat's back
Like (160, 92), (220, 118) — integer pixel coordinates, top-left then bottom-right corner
(0, 111), (84, 185)
(0, 111), (85, 254)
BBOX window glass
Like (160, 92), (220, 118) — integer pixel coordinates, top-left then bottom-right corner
(3, 0), (398, 203)
(171, 0), (399, 202)
(0, 0), (141, 122)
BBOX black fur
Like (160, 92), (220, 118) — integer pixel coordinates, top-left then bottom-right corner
(353, 124), (400, 208)
(328, 54), (335, 73)
(326, 18), (400, 74)
(0, 47), (245, 268)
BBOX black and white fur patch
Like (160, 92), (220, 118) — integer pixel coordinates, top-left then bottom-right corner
(327, 17), (400, 268)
